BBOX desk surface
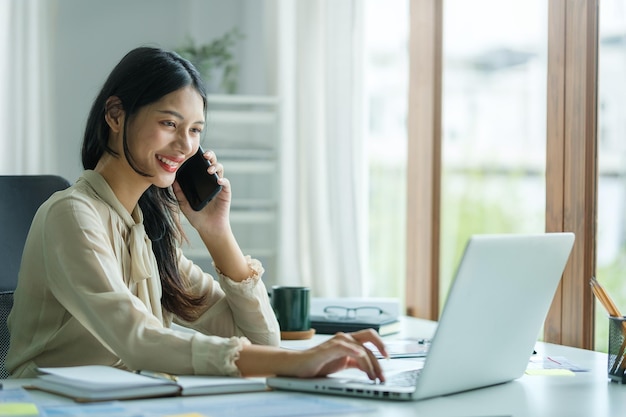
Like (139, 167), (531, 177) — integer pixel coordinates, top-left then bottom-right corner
(4, 317), (625, 417)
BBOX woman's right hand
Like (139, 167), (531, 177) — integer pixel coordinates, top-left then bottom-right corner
(291, 329), (388, 382)
(236, 329), (389, 381)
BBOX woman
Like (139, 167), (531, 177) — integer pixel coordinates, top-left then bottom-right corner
(6, 46), (387, 381)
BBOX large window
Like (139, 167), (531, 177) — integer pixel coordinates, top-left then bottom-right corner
(596, 0), (626, 352)
(440, 0), (548, 304)
(368, 0), (599, 348)
(365, 0), (409, 300)
(365, 0), (548, 305)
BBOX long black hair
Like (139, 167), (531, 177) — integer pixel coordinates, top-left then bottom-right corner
(82, 46), (208, 321)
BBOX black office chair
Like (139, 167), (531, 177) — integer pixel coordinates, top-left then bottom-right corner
(0, 175), (71, 378)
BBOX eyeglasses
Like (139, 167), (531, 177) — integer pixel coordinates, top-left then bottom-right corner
(323, 306), (385, 321)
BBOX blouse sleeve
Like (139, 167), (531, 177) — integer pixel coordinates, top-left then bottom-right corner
(42, 196), (254, 376)
(173, 250), (281, 347)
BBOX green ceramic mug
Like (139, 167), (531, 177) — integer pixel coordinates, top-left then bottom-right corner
(271, 286), (311, 332)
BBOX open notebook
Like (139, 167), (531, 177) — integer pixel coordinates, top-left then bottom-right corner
(267, 233), (575, 401)
(29, 365), (266, 402)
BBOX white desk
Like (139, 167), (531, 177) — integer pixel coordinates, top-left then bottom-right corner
(4, 317), (625, 417)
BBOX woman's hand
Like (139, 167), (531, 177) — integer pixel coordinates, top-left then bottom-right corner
(236, 329), (389, 382)
(174, 149), (253, 281)
(293, 329), (389, 381)
(173, 149), (231, 235)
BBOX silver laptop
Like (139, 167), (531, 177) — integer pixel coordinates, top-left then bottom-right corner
(267, 233), (575, 401)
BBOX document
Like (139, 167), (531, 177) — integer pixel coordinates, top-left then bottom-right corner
(365, 338), (430, 358)
(29, 365), (267, 402)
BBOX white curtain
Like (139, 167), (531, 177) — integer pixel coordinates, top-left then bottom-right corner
(277, 0), (368, 297)
(0, 0), (55, 175)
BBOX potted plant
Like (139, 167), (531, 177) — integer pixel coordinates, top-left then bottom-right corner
(175, 27), (244, 94)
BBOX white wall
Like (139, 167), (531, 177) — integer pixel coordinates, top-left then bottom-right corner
(49, 0), (270, 182)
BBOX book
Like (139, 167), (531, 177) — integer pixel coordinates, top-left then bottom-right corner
(310, 314), (401, 336)
(29, 365), (267, 402)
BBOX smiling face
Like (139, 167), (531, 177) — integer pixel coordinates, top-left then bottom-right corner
(97, 85), (206, 212)
(124, 85), (206, 188)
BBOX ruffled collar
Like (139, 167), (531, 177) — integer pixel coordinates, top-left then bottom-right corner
(78, 170), (155, 284)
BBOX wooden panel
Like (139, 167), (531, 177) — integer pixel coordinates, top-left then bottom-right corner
(405, 0), (442, 319)
(545, 0), (598, 349)
(544, 0), (567, 345)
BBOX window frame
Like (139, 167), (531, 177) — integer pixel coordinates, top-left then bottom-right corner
(405, 0), (442, 320)
(406, 0), (599, 349)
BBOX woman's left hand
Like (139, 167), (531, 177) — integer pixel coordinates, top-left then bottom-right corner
(174, 149), (253, 281)
(173, 149), (231, 235)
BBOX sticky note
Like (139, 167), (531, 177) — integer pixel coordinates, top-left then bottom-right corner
(525, 369), (575, 376)
(0, 402), (39, 416)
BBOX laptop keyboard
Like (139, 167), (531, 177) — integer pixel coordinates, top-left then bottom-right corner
(382, 368), (421, 387)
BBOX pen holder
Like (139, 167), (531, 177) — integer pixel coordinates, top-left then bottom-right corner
(608, 316), (626, 383)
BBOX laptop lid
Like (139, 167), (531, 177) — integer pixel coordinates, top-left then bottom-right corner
(412, 232), (574, 399)
(267, 233), (574, 401)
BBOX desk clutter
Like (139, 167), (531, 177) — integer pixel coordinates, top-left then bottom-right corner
(270, 290), (402, 340)
(27, 365), (267, 402)
(309, 297), (401, 336)
(1, 312), (613, 417)
(589, 276), (626, 383)
(310, 312), (401, 336)
(0, 385), (372, 417)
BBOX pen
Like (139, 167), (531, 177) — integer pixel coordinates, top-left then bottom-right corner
(137, 370), (179, 383)
(590, 277), (626, 374)
(590, 276), (622, 317)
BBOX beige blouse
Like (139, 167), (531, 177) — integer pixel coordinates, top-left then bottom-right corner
(6, 170), (280, 378)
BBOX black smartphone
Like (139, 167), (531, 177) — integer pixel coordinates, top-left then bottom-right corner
(176, 147), (222, 211)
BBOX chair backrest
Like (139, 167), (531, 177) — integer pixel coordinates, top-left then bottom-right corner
(0, 175), (70, 378)
(0, 175), (71, 291)
(0, 291), (14, 379)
